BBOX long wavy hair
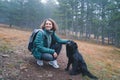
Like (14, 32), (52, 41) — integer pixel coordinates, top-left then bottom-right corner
(40, 18), (58, 31)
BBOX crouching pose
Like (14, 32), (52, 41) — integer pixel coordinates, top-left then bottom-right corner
(32, 18), (69, 68)
(65, 40), (98, 79)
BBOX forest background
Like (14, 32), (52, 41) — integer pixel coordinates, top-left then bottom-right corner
(0, 0), (120, 47)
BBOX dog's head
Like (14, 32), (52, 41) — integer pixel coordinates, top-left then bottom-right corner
(66, 40), (78, 57)
(66, 40), (78, 51)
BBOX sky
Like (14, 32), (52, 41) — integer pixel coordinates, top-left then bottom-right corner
(41, 0), (59, 5)
(41, 0), (47, 3)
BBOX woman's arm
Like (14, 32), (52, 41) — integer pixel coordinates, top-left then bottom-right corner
(53, 32), (69, 44)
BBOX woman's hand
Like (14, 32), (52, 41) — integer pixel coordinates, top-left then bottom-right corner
(53, 52), (58, 58)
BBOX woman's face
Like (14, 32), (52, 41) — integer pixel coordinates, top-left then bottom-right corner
(45, 20), (53, 30)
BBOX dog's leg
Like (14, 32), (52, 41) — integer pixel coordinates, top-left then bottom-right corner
(65, 58), (72, 71)
(69, 61), (80, 75)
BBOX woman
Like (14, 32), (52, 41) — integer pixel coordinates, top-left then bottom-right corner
(32, 18), (69, 68)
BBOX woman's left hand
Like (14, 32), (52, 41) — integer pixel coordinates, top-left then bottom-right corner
(53, 52), (58, 58)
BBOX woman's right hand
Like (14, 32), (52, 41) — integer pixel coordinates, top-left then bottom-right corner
(53, 52), (58, 58)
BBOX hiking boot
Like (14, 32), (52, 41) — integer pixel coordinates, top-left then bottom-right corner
(37, 60), (43, 66)
(48, 60), (59, 69)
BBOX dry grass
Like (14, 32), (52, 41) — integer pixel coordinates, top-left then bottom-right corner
(0, 26), (30, 46)
(75, 40), (120, 79)
(0, 25), (120, 80)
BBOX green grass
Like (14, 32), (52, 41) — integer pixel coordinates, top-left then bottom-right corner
(0, 40), (13, 53)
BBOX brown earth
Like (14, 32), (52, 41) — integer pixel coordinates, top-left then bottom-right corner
(0, 25), (120, 80)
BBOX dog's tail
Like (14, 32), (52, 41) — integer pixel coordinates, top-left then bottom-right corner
(82, 71), (98, 79)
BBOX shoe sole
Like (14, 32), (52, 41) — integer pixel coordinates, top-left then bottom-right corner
(48, 62), (59, 69)
(37, 62), (43, 66)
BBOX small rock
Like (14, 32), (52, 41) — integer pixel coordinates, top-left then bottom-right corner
(2, 54), (9, 58)
(47, 74), (53, 77)
(20, 64), (27, 70)
(24, 69), (28, 72)
(38, 75), (43, 78)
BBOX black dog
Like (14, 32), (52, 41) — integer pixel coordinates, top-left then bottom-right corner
(65, 40), (98, 79)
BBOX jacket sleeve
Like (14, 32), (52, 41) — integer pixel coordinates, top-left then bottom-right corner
(34, 31), (55, 54)
(53, 32), (69, 44)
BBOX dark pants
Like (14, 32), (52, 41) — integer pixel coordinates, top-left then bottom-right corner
(41, 43), (62, 61)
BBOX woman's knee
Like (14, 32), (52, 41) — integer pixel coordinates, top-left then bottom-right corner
(51, 43), (62, 54)
(41, 53), (54, 61)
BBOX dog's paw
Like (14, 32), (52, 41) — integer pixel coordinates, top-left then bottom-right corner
(69, 71), (80, 75)
(69, 72), (76, 75)
(65, 68), (69, 71)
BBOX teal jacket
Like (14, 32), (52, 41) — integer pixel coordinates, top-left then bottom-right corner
(32, 29), (68, 59)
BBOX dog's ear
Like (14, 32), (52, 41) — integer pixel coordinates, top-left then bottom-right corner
(74, 42), (78, 49)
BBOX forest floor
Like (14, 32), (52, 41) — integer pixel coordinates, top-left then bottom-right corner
(0, 24), (120, 80)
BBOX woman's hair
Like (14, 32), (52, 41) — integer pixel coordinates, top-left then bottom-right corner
(40, 18), (58, 31)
